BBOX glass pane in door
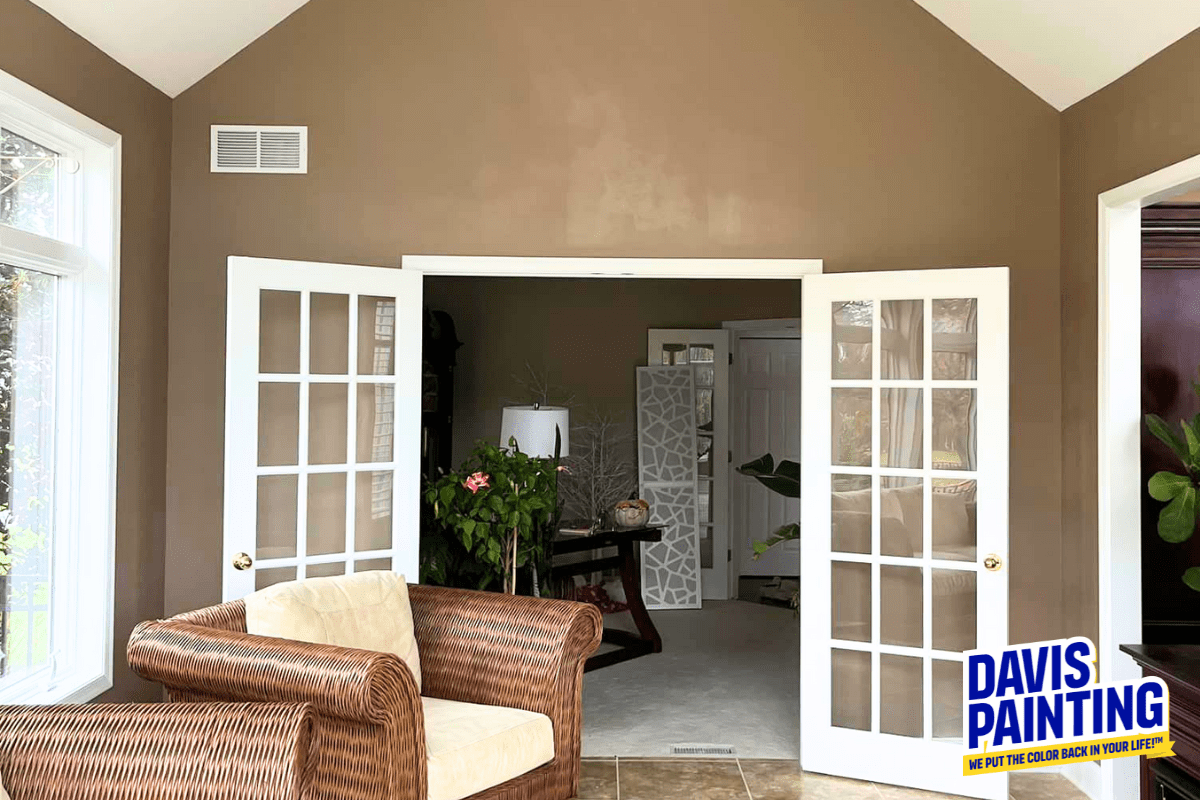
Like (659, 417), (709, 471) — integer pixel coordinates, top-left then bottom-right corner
(832, 301), (872, 379)
(358, 296), (396, 375)
(257, 475), (297, 559)
(357, 383), (395, 462)
(880, 389), (922, 469)
(258, 383), (299, 466)
(832, 649), (871, 731)
(307, 473), (347, 556)
(355, 470), (393, 551)
(933, 389), (976, 470)
(309, 384), (348, 464)
(259, 290), (300, 374)
(881, 300), (923, 380)
(933, 299), (977, 380)
(831, 388), (871, 467)
(880, 655), (923, 737)
(310, 293), (349, 374)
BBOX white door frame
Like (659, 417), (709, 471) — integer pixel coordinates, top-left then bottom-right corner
(404, 256), (822, 280)
(1096, 151), (1200, 800)
(723, 318), (802, 595)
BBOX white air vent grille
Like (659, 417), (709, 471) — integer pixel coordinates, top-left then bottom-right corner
(669, 744), (736, 756)
(211, 125), (307, 174)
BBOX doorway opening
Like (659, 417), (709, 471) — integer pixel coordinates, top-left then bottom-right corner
(415, 263), (811, 759)
(1098, 151), (1200, 800)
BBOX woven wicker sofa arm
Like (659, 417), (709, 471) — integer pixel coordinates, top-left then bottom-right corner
(0, 702), (317, 800)
(128, 619), (422, 725)
(409, 585), (602, 714)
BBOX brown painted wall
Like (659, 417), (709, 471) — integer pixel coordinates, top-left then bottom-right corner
(166, 0), (1063, 642)
(423, 276), (801, 469)
(0, 0), (171, 700)
(1062, 28), (1200, 649)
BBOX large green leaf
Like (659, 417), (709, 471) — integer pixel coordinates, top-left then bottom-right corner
(739, 454), (775, 476)
(1186, 420), (1200, 464)
(1183, 567), (1200, 593)
(1148, 471), (1193, 502)
(1158, 486), (1198, 543)
(737, 454), (801, 498)
(1146, 414), (1192, 467)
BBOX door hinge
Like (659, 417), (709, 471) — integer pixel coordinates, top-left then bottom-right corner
(728, 352), (733, 365)
(727, 549), (732, 562)
(728, 450), (732, 463)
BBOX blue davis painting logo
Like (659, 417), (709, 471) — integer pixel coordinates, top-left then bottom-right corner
(963, 637), (1173, 776)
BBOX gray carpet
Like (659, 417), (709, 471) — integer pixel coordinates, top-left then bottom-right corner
(582, 600), (800, 759)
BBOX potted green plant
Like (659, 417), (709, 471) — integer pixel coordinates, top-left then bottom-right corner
(736, 454), (801, 608)
(1145, 371), (1200, 591)
(423, 439), (560, 594)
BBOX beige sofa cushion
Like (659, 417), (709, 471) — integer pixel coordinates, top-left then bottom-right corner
(245, 570), (421, 690)
(423, 697), (554, 800)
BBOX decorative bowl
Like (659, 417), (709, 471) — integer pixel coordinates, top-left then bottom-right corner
(613, 499), (650, 529)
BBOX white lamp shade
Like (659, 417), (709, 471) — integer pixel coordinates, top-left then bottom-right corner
(499, 406), (569, 458)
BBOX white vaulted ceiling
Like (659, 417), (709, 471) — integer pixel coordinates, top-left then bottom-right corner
(911, 0), (1200, 110)
(27, 0), (313, 98)
(22, 0), (1200, 106)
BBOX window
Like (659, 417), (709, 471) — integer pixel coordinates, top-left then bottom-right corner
(0, 69), (119, 704)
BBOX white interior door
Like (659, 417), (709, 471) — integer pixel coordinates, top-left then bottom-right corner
(647, 330), (730, 601)
(731, 335), (801, 579)
(222, 256), (423, 601)
(800, 268), (1008, 799)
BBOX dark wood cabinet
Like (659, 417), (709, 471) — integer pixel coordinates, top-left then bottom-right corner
(1123, 644), (1200, 799)
(421, 308), (461, 482)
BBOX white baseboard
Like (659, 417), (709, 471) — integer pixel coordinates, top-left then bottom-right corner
(1061, 761), (1102, 800)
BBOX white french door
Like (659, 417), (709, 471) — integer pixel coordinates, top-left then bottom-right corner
(222, 256), (423, 601)
(800, 268), (1008, 799)
(647, 329), (731, 601)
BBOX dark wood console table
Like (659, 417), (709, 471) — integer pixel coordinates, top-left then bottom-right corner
(1122, 644), (1200, 799)
(552, 526), (663, 672)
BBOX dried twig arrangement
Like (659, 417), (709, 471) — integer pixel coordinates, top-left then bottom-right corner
(505, 362), (576, 408)
(558, 411), (638, 526)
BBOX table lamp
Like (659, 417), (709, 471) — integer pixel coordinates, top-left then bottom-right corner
(499, 404), (570, 458)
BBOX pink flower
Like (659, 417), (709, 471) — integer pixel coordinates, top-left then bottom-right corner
(464, 472), (490, 494)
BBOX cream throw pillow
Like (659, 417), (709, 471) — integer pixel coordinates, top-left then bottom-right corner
(245, 570), (421, 690)
(0, 769), (9, 800)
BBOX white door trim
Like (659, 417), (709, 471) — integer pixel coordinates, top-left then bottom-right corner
(402, 255), (823, 279)
(1096, 150), (1200, 800)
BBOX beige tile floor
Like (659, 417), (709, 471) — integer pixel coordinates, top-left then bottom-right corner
(575, 758), (1089, 800)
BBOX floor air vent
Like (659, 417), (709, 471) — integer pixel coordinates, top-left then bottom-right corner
(670, 744), (736, 756)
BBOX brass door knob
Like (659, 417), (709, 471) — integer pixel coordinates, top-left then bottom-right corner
(983, 554), (1002, 572)
(232, 552), (253, 571)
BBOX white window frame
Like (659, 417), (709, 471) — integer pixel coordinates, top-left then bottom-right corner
(0, 68), (120, 705)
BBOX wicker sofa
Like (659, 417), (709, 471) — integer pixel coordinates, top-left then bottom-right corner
(0, 701), (318, 799)
(128, 584), (603, 800)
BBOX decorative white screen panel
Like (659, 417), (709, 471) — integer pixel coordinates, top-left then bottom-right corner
(636, 366), (701, 609)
